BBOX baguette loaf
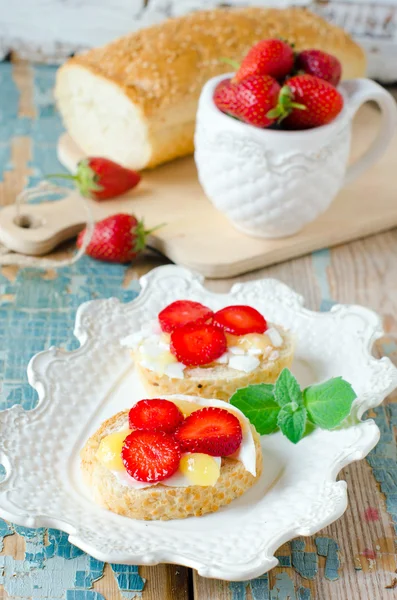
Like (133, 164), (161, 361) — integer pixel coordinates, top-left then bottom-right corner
(55, 7), (366, 170)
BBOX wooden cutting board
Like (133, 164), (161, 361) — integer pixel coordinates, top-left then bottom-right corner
(0, 103), (396, 278)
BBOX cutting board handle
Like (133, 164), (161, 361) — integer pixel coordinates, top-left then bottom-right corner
(0, 192), (86, 256)
(341, 79), (397, 186)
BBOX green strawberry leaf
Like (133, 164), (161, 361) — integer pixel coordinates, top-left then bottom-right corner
(303, 377), (356, 430)
(274, 368), (303, 408)
(230, 383), (280, 435)
(277, 402), (307, 444)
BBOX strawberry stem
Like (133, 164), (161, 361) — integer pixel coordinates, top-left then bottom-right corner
(134, 221), (165, 254)
(46, 173), (78, 181)
(145, 223), (166, 236)
(46, 159), (102, 197)
(267, 85), (307, 124)
(220, 57), (240, 70)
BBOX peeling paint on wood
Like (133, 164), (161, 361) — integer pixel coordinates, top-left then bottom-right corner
(0, 523), (147, 599)
(270, 572), (311, 600)
(0, 520), (13, 550)
(366, 404), (397, 534)
(66, 592), (106, 600)
(229, 572), (312, 600)
(291, 539), (318, 580)
(311, 249), (336, 312)
(315, 537), (340, 581)
(229, 575), (270, 600)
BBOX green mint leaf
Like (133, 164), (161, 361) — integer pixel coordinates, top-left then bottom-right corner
(274, 368), (303, 408)
(277, 402), (307, 444)
(230, 383), (280, 435)
(303, 377), (356, 430)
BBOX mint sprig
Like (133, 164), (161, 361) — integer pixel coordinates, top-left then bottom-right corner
(274, 367), (303, 408)
(304, 377), (356, 430)
(229, 383), (279, 435)
(230, 368), (356, 444)
(277, 403), (307, 444)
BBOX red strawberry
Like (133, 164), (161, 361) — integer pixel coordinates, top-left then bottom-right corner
(296, 49), (342, 87)
(159, 300), (213, 333)
(77, 213), (160, 263)
(270, 75), (344, 129)
(214, 75), (281, 128)
(121, 430), (181, 483)
(235, 39), (294, 83)
(170, 323), (227, 367)
(213, 305), (267, 335)
(128, 399), (184, 434)
(47, 157), (141, 200)
(175, 407), (242, 456)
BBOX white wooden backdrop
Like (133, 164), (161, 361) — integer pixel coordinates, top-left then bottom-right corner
(0, 0), (396, 80)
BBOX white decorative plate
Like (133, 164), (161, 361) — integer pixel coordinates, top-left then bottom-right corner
(0, 266), (396, 581)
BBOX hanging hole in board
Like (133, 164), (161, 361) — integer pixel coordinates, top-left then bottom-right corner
(13, 214), (43, 230)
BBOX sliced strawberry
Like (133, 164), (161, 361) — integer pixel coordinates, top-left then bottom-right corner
(129, 399), (184, 434)
(159, 300), (213, 333)
(175, 407), (242, 456)
(170, 323), (227, 367)
(213, 305), (267, 335)
(121, 430), (181, 483)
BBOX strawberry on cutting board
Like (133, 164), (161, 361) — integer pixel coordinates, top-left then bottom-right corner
(48, 157), (141, 201)
(175, 407), (243, 456)
(234, 39), (294, 83)
(77, 213), (161, 264)
(214, 74), (281, 128)
(279, 74), (344, 129)
(296, 49), (342, 87)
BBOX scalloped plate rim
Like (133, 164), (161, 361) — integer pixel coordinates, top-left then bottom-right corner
(0, 264), (396, 581)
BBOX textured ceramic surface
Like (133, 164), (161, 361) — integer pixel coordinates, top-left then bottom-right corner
(0, 265), (396, 581)
(195, 76), (397, 239)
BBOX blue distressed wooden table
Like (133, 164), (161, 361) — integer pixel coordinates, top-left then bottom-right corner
(1, 60), (397, 600)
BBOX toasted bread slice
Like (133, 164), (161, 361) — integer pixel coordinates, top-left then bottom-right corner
(134, 327), (293, 402)
(81, 408), (263, 520)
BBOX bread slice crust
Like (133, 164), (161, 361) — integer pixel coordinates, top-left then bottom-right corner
(134, 327), (294, 402)
(81, 409), (263, 520)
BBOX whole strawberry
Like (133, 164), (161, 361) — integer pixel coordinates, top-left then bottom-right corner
(77, 213), (160, 263)
(47, 157), (141, 201)
(272, 74), (344, 129)
(214, 74), (281, 128)
(235, 39), (294, 83)
(296, 49), (342, 86)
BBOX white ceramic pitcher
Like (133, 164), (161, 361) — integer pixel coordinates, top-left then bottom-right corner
(194, 74), (397, 238)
